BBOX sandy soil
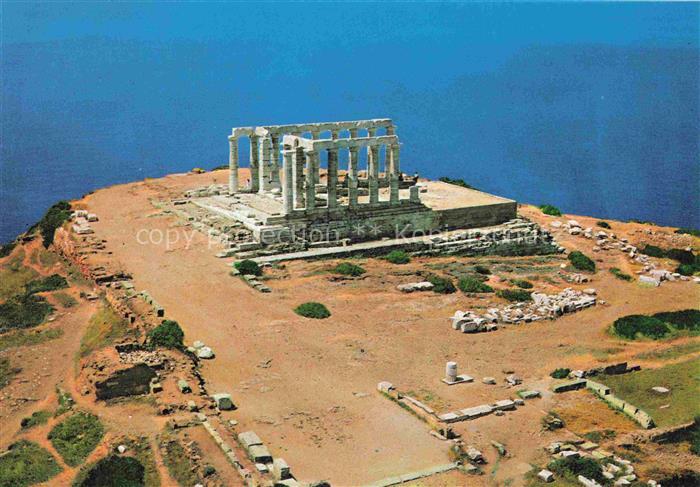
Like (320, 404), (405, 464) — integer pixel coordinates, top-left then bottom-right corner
(54, 169), (698, 486)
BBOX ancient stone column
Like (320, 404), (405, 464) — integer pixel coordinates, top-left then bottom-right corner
(311, 130), (321, 184)
(249, 135), (260, 192)
(445, 362), (458, 383)
(282, 150), (294, 215)
(348, 146), (360, 208)
(327, 148), (338, 209)
(294, 147), (305, 209)
(390, 173), (399, 205)
(305, 150), (317, 210)
(391, 143), (401, 176)
(228, 137), (239, 194)
(409, 184), (420, 203)
(270, 135), (281, 190)
(259, 136), (273, 193)
(368, 144), (380, 204)
(366, 128), (377, 168)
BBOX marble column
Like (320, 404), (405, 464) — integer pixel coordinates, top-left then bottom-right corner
(389, 142), (401, 204)
(259, 136), (273, 193)
(348, 147), (359, 207)
(327, 148), (338, 209)
(228, 137), (239, 195)
(366, 128), (377, 176)
(283, 150), (294, 214)
(294, 147), (305, 209)
(305, 150), (317, 210)
(250, 135), (260, 192)
(368, 144), (380, 204)
(311, 130), (321, 184)
(270, 135), (281, 190)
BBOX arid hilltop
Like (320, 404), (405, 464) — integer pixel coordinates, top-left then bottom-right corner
(1, 166), (698, 487)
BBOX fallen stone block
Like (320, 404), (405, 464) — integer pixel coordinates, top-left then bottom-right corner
(538, 469), (555, 483)
(552, 379), (587, 393)
(212, 393), (234, 410)
(238, 431), (262, 449)
(517, 390), (541, 399)
(493, 399), (516, 411)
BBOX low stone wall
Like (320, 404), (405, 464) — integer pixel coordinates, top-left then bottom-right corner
(585, 380), (655, 429)
(436, 201), (517, 230)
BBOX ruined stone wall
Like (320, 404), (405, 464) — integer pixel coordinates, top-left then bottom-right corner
(436, 202), (518, 231)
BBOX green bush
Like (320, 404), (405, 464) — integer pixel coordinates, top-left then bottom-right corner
(610, 267), (633, 281)
(549, 456), (605, 484)
(234, 259), (262, 276)
(568, 251), (596, 272)
(641, 244), (665, 258)
(666, 248), (695, 265)
(612, 315), (670, 340)
(0, 440), (62, 487)
(474, 264), (491, 275)
(458, 276), (493, 293)
(37, 201), (72, 248)
(20, 410), (51, 429)
(0, 241), (17, 258)
(438, 176), (475, 190)
(539, 204), (562, 216)
(25, 274), (68, 294)
(497, 289), (532, 302)
(0, 294), (54, 333)
(147, 320), (184, 349)
(333, 262), (366, 277)
(426, 274), (456, 294)
(510, 279), (533, 289)
(676, 227), (700, 237)
(76, 455), (145, 487)
(203, 465), (217, 477)
(676, 264), (696, 276)
(550, 368), (571, 379)
(384, 250), (410, 264)
(48, 412), (104, 467)
(294, 302), (331, 319)
(596, 221), (611, 229)
(652, 310), (700, 331)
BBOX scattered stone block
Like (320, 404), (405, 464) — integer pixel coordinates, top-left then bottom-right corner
(238, 431), (262, 449)
(273, 458), (291, 481)
(177, 379), (192, 393)
(651, 386), (669, 394)
(517, 390), (541, 399)
(493, 399), (516, 411)
(187, 400), (198, 412)
(552, 379), (587, 393)
(482, 377), (496, 385)
(377, 381), (394, 393)
(538, 469), (555, 483)
(212, 393), (234, 410)
(197, 347), (215, 359)
(580, 441), (599, 451)
(248, 444), (272, 463)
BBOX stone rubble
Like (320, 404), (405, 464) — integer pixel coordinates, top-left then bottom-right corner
(449, 288), (596, 334)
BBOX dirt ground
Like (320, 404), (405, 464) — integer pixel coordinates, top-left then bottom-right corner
(59, 169), (697, 486)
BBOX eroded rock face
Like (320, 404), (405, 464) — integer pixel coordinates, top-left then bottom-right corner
(94, 363), (157, 400)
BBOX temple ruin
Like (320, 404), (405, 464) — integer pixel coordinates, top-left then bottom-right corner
(177, 118), (524, 259)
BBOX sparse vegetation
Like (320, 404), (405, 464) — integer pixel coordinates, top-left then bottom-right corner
(0, 440), (62, 486)
(74, 456), (146, 487)
(550, 368), (571, 379)
(0, 253), (39, 300)
(690, 416), (700, 456)
(162, 437), (200, 486)
(0, 357), (20, 389)
(54, 292), (78, 308)
(438, 176), (475, 190)
(25, 274), (68, 294)
(80, 304), (130, 357)
(36, 200), (72, 248)
(0, 293), (54, 333)
(0, 327), (63, 352)
(612, 310), (700, 340)
(497, 289), (532, 302)
(510, 278), (533, 289)
(48, 411), (104, 467)
(294, 302), (331, 319)
(582, 429), (616, 443)
(596, 221), (611, 229)
(333, 262), (366, 277)
(234, 259), (262, 276)
(602, 359), (700, 427)
(147, 320), (184, 349)
(609, 267), (632, 281)
(384, 250), (410, 264)
(458, 276), (493, 293)
(568, 250), (596, 272)
(539, 204), (562, 216)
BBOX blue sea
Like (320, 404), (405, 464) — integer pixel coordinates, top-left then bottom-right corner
(2, 2), (698, 242)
